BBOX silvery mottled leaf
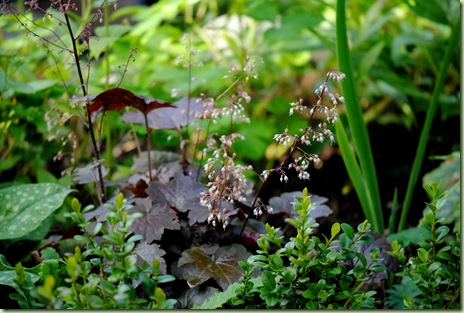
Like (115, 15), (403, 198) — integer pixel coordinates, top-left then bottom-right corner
(0, 183), (73, 240)
(268, 191), (333, 219)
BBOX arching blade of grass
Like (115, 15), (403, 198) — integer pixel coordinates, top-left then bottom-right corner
(335, 0), (384, 233)
(335, 121), (376, 228)
(397, 20), (459, 232)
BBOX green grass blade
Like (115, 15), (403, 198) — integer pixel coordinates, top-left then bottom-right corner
(335, 0), (384, 232)
(397, 20), (459, 232)
(388, 188), (398, 235)
(335, 122), (374, 226)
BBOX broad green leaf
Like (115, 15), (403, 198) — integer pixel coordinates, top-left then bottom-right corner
(90, 25), (132, 59)
(408, 0), (449, 25)
(248, 1), (279, 21)
(0, 270), (40, 299)
(0, 183), (74, 240)
(387, 227), (428, 247)
(0, 255), (41, 299)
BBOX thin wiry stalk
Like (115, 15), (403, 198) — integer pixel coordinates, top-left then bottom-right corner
(239, 74), (336, 237)
(60, 0), (106, 203)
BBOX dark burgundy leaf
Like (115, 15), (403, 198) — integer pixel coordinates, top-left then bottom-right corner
(177, 244), (251, 290)
(130, 198), (180, 242)
(122, 96), (205, 130)
(269, 191), (333, 219)
(130, 179), (149, 198)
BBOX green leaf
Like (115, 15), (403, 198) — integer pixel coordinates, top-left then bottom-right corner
(417, 248), (429, 263)
(0, 183), (74, 239)
(0, 256), (40, 299)
(408, 0), (449, 25)
(331, 223), (341, 238)
(193, 283), (241, 310)
(261, 271), (276, 291)
(435, 225), (449, 242)
(370, 264), (386, 272)
(387, 227), (429, 247)
(341, 223), (355, 240)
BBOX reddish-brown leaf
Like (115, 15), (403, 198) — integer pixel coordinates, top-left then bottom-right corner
(130, 178), (149, 198)
(89, 88), (144, 113)
(177, 244), (251, 290)
(144, 97), (176, 114)
(89, 88), (175, 115)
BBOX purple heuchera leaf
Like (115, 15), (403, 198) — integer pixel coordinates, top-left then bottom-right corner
(130, 198), (180, 242)
(177, 244), (251, 290)
(147, 173), (208, 225)
(122, 96), (205, 130)
(72, 161), (109, 184)
(269, 191), (333, 219)
(135, 241), (167, 274)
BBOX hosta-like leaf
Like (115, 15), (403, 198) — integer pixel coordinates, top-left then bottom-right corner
(130, 198), (180, 242)
(0, 183), (74, 240)
(178, 244), (251, 290)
